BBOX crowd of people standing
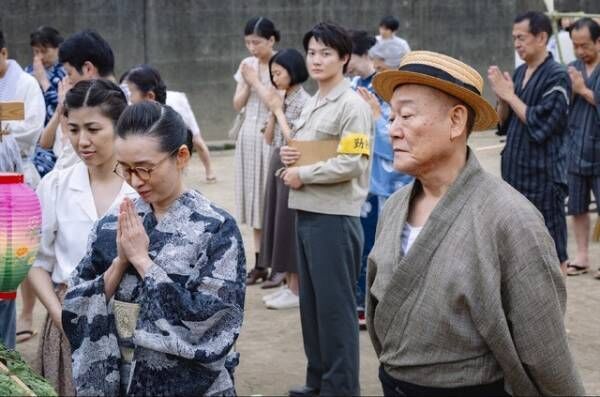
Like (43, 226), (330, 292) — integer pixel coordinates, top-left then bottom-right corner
(0, 8), (598, 396)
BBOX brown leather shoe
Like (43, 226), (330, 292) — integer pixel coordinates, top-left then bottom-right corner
(261, 272), (286, 289)
(246, 268), (269, 285)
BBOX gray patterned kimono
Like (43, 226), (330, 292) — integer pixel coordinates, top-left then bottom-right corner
(62, 190), (246, 396)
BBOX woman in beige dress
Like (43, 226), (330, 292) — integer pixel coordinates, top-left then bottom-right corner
(232, 16), (280, 283)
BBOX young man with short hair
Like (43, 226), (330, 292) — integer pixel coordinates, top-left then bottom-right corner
(280, 22), (372, 396)
(39, 29), (116, 170)
(565, 18), (600, 277)
(488, 11), (571, 272)
(376, 15), (410, 61)
(59, 29), (115, 84)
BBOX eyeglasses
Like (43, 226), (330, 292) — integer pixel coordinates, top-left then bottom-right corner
(113, 149), (178, 182)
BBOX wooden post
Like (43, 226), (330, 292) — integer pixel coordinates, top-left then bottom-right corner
(0, 102), (25, 142)
(593, 217), (600, 242)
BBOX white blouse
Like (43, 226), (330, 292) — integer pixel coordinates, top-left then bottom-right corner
(166, 91), (201, 137)
(33, 162), (138, 284)
(53, 125), (80, 171)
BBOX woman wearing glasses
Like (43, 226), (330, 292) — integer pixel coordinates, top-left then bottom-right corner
(28, 79), (136, 396)
(62, 101), (246, 396)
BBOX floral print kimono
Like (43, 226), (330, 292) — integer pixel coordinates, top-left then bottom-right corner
(62, 190), (246, 396)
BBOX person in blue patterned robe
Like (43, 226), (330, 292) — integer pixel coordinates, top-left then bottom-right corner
(62, 102), (246, 396)
(489, 11), (571, 268)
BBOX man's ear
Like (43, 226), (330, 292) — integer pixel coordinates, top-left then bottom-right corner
(537, 31), (550, 47)
(342, 53), (351, 66)
(82, 60), (99, 78)
(449, 104), (469, 141)
(146, 91), (156, 101)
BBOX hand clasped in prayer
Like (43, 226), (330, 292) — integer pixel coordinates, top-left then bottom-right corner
(117, 197), (152, 276)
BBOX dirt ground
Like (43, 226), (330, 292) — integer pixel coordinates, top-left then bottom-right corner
(14, 130), (600, 395)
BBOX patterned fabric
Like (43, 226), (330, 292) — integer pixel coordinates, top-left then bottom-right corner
(350, 74), (413, 197)
(567, 60), (600, 176)
(500, 53), (571, 194)
(233, 57), (273, 228)
(272, 86), (310, 148)
(34, 286), (75, 396)
(0, 134), (23, 173)
(25, 63), (66, 125)
(62, 190), (246, 396)
(499, 53), (571, 262)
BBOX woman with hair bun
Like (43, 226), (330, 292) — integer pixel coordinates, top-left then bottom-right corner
(121, 64), (217, 183)
(232, 16), (280, 285)
(28, 79), (137, 396)
(62, 102), (246, 396)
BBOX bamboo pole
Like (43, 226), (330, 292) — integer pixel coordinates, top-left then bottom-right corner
(0, 361), (36, 397)
(544, 11), (600, 65)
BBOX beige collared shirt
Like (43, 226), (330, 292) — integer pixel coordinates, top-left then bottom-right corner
(289, 78), (373, 216)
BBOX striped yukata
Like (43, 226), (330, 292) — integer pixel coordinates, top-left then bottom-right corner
(500, 53), (571, 262)
(567, 60), (600, 215)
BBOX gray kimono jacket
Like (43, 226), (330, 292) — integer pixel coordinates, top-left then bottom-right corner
(367, 149), (585, 396)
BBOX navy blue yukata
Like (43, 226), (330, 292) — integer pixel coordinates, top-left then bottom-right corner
(500, 53), (571, 262)
(62, 190), (246, 396)
(567, 60), (600, 216)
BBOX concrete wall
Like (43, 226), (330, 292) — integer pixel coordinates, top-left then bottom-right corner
(1, 0), (599, 140)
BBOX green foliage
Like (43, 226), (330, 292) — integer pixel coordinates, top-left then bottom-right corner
(0, 343), (57, 396)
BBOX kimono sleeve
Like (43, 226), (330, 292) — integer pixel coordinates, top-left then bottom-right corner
(61, 217), (121, 397)
(501, 211), (585, 395)
(32, 170), (59, 274)
(524, 71), (571, 144)
(298, 99), (372, 185)
(365, 192), (394, 356)
(134, 215), (246, 365)
(590, 72), (600, 125)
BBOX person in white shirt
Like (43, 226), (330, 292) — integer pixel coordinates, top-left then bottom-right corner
(0, 30), (45, 188)
(120, 64), (216, 183)
(376, 16), (411, 61)
(38, 29), (117, 172)
(27, 79), (137, 396)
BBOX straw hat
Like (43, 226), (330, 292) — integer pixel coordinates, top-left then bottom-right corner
(372, 50), (499, 131)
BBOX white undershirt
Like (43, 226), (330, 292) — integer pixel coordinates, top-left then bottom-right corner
(401, 223), (423, 255)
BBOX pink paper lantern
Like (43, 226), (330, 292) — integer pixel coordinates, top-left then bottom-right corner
(0, 173), (41, 300)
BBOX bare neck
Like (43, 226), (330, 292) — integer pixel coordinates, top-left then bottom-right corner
(152, 183), (186, 220)
(317, 73), (344, 98)
(526, 50), (548, 71)
(88, 157), (119, 183)
(417, 147), (467, 200)
(585, 55), (600, 72)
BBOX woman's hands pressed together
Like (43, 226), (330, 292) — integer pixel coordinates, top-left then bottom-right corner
(118, 198), (153, 277)
(241, 62), (260, 86)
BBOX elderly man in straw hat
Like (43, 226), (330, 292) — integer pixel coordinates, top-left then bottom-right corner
(366, 51), (585, 396)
